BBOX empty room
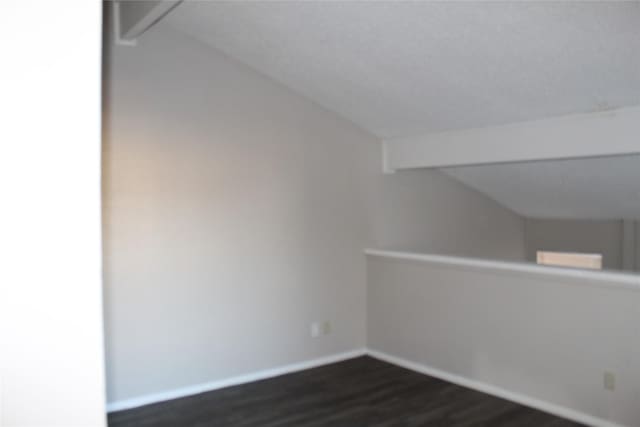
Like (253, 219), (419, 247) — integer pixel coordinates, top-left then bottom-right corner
(2, 1), (640, 427)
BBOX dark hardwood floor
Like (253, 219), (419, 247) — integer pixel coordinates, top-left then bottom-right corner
(108, 356), (583, 427)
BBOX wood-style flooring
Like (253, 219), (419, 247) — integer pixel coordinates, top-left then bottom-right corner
(108, 356), (583, 427)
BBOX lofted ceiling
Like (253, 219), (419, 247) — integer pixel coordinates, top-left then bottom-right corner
(164, 1), (640, 139)
(442, 155), (640, 220)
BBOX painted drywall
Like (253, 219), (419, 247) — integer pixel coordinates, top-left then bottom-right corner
(523, 219), (640, 272)
(0, 1), (106, 426)
(369, 169), (526, 262)
(636, 225), (640, 271)
(119, 1), (164, 36)
(442, 154), (640, 221)
(622, 221), (635, 272)
(525, 219), (624, 271)
(367, 253), (640, 427)
(103, 26), (374, 403)
(103, 23), (527, 406)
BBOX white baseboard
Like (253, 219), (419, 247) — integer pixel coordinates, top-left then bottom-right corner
(367, 349), (626, 427)
(108, 347), (627, 427)
(106, 349), (366, 413)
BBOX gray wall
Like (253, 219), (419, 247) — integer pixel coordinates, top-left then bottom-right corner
(524, 219), (640, 272)
(104, 26), (373, 404)
(103, 25), (527, 404)
(369, 169), (526, 262)
(525, 219), (623, 270)
(636, 224), (640, 271)
(367, 254), (640, 427)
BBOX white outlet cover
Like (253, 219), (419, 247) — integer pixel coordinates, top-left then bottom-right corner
(322, 321), (332, 335)
(310, 322), (321, 338)
(604, 372), (615, 391)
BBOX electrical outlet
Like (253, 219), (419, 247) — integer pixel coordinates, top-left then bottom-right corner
(322, 321), (332, 335)
(604, 371), (615, 391)
(310, 322), (321, 338)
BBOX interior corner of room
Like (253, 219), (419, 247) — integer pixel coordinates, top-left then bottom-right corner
(3, 1), (640, 426)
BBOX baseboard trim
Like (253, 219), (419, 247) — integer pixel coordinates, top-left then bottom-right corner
(107, 348), (627, 427)
(106, 349), (366, 413)
(367, 349), (626, 427)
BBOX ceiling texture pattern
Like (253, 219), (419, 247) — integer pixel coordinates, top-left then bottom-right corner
(165, 2), (640, 219)
(166, 1), (640, 139)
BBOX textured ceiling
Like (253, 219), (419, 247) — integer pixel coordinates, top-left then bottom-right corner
(442, 155), (640, 220)
(165, 1), (639, 138)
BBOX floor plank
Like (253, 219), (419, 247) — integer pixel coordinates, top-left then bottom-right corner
(108, 356), (584, 427)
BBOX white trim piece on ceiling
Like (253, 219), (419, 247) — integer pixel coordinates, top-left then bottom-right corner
(383, 106), (640, 171)
(114, 0), (183, 46)
(112, 2), (137, 47)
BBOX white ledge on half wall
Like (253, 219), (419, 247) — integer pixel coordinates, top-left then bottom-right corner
(364, 248), (640, 291)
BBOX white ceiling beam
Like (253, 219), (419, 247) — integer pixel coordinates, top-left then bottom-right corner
(383, 106), (640, 171)
(114, 0), (182, 46)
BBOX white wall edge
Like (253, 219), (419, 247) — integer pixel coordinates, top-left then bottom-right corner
(365, 248), (640, 290)
(367, 349), (627, 427)
(382, 141), (396, 174)
(106, 349), (367, 412)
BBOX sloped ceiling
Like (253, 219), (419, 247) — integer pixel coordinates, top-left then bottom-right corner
(165, 1), (639, 139)
(442, 155), (640, 220)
